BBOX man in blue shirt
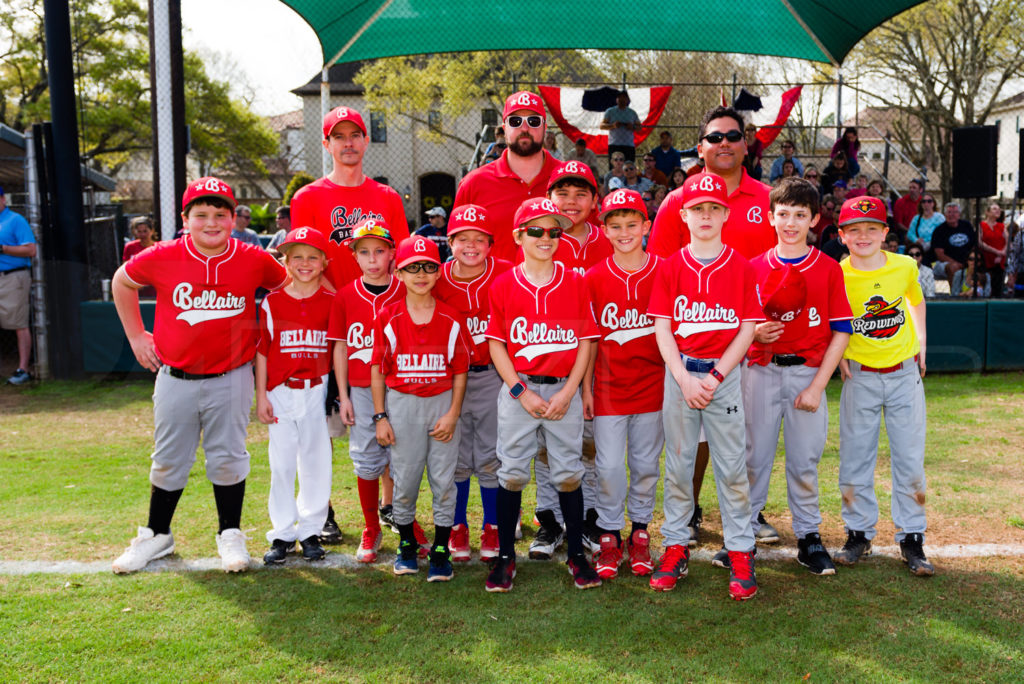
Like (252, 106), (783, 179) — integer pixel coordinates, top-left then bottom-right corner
(0, 187), (37, 385)
(414, 207), (452, 262)
(231, 205), (262, 246)
(651, 130), (682, 178)
(769, 140), (806, 183)
(601, 90), (640, 164)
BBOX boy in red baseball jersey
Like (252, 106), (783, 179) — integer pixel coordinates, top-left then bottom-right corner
(484, 197), (602, 592)
(583, 189), (665, 580)
(372, 236), (470, 582)
(432, 205), (513, 562)
(256, 228), (335, 565)
(741, 178), (852, 576)
(647, 171), (762, 600)
(111, 177), (287, 574)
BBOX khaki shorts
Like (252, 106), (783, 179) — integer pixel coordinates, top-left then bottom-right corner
(0, 268), (30, 330)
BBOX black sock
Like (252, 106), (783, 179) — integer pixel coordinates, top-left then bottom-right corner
(146, 485), (183, 535)
(585, 507), (598, 527)
(212, 480), (245, 533)
(397, 522), (416, 546)
(535, 508), (559, 531)
(631, 521), (648, 535)
(432, 525), (452, 559)
(558, 487), (585, 557)
(497, 486), (522, 557)
(326, 503), (336, 523)
(599, 527), (622, 546)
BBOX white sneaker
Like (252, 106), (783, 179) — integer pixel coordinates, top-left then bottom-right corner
(216, 528), (251, 572)
(112, 526), (174, 574)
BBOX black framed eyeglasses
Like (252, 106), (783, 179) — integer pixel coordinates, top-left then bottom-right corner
(701, 130), (744, 144)
(506, 115), (543, 129)
(401, 262), (440, 274)
(521, 226), (563, 239)
(908, 251), (923, 257)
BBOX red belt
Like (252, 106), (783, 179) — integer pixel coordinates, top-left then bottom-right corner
(284, 376), (324, 389)
(859, 355), (918, 374)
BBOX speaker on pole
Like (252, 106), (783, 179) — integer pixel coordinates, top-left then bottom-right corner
(952, 126), (997, 198)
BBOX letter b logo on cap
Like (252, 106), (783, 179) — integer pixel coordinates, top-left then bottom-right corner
(414, 238), (427, 252)
(699, 175), (716, 192)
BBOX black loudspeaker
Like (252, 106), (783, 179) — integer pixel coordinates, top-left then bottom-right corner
(1018, 129), (1024, 196)
(952, 126), (997, 198)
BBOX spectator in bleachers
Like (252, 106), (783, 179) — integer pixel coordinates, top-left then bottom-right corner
(831, 179), (849, 205)
(893, 178), (924, 233)
(645, 184), (667, 221)
(484, 127), (507, 163)
(621, 161), (653, 193)
(265, 205), (291, 254)
(566, 138), (600, 178)
(667, 166), (687, 191)
(231, 205), (261, 246)
(821, 151), (852, 192)
(866, 179), (893, 219)
(932, 202), (976, 284)
(814, 193), (838, 242)
(742, 123), (764, 181)
(641, 152), (668, 186)
(1005, 221), (1022, 296)
(952, 252), (991, 297)
(603, 151), (627, 194)
(907, 193), (944, 258)
(979, 202), (1008, 296)
(768, 139), (805, 182)
(803, 165), (822, 197)
(651, 130), (682, 178)
(544, 130), (562, 160)
(601, 90), (640, 163)
(883, 232), (903, 254)
(776, 159), (798, 183)
(831, 126), (861, 177)
(846, 174), (869, 199)
(906, 245), (935, 298)
(122, 216), (157, 262)
(415, 207), (452, 262)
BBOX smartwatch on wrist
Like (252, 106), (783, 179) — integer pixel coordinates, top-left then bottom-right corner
(372, 411), (389, 423)
(709, 368), (725, 383)
(509, 381), (527, 399)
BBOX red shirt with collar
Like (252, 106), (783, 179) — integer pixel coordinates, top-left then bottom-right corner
(585, 254), (665, 416)
(746, 247), (853, 367)
(485, 262), (599, 377)
(647, 169), (773, 260)
(454, 149), (561, 262)
(433, 257), (513, 365)
(123, 236), (287, 374)
(371, 299), (470, 397)
(515, 222), (613, 276)
(326, 276), (406, 387)
(647, 245), (763, 359)
(257, 287), (335, 390)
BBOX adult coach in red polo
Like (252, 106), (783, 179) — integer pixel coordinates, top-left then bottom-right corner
(292, 106), (410, 287)
(454, 91), (561, 263)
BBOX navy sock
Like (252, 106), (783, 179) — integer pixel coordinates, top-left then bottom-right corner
(599, 527), (622, 546)
(453, 479), (470, 527)
(212, 480), (245, 533)
(146, 485), (183, 535)
(631, 521), (648, 535)
(479, 485), (498, 528)
(497, 486), (522, 557)
(558, 487), (585, 557)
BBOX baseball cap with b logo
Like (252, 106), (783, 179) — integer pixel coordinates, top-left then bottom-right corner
(838, 196), (888, 228)
(682, 172), (729, 209)
(760, 263), (808, 322)
(322, 105), (367, 139)
(547, 159), (598, 192)
(503, 91), (545, 119)
(278, 227), (331, 257)
(395, 235), (441, 270)
(513, 197), (572, 232)
(599, 188), (648, 221)
(181, 176), (237, 212)
(447, 204), (492, 237)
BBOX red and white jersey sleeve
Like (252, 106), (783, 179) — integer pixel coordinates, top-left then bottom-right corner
(485, 263), (599, 377)
(747, 247), (853, 366)
(433, 257), (513, 365)
(258, 287), (335, 390)
(326, 276), (405, 387)
(585, 255), (665, 416)
(291, 177), (409, 288)
(371, 299), (470, 397)
(123, 236), (287, 374)
(647, 246), (763, 359)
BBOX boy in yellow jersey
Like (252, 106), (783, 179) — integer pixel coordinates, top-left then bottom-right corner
(833, 197), (934, 577)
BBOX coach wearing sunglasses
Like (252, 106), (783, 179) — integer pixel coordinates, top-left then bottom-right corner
(455, 91), (560, 264)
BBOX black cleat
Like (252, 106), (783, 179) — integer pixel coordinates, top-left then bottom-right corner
(899, 533), (935, 576)
(300, 535), (326, 561)
(263, 539), (294, 565)
(833, 530), (872, 566)
(797, 533), (836, 575)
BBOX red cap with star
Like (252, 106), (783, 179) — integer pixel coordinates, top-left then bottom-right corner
(682, 171), (730, 209)
(838, 196), (888, 228)
(181, 176), (236, 212)
(395, 235), (441, 270)
(760, 263), (808, 322)
(599, 188), (648, 221)
(502, 91), (546, 119)
(513, 197), (572, 232)
(322, 105), (367, 139)
(547, 159), (598, 193)
(447, 204), (492, 237)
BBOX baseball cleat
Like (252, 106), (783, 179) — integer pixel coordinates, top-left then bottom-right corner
(687, 505), (703, 548)
(412, 520), (431, 559)
(449, 523), (471, 562)
(378, 504), (398, 534)
(479, 523), (499, 561)
(595, 534), (623, 580)
(320, 509), (343, 545)
(711, 547), (730, 569)
(393, 540), (419, 575)
(528, 524), (565, 560)
(833, 530), (872, 566)
(899, 533), (935, 576)
(728, 550), (758, 600)
(216, 528), (251, 573)
(627, 529), (654, 576)
(428, 547), (454, 582)
(356, 527), (382, 563)
(797, 533), (836, 576)
(300, 535), (326, 561)
(112, 526), (174, 574)
(582, 509), (602, 555)
(755, 511), (780, 544)
(567, 553), (602, 589)
(515, 508), (523, 540)
(485, 555), (516, 592)
(263, 539), (295, 565)
(649, 544), (689, 591)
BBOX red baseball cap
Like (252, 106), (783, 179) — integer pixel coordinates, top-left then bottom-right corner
(277, 227), (331, 256)
(599, 188), (648, 221)
(395, 235), (441, 270)
(502, 91), (545, 119)
(342, 217), (395, 249)
(682, 172), (730, 209)
(760, 263), (808, 321)
(181, 176), (236, 212)
(838, 196), (888, 228)
(513, 197), (572, 232)
(322, 105), (367, 139)
(447, 204), (492, 237)
(547, 159), (598, 193)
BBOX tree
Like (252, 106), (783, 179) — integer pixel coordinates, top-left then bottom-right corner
(847, 0), (1024, 200)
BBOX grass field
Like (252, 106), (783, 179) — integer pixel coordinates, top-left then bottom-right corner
(1, 373), (1023, 682)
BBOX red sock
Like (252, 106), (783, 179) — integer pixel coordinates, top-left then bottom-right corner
(357, 477), (380, 532)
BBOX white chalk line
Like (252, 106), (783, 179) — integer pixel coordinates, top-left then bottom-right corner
(1, 543), (1022, 576)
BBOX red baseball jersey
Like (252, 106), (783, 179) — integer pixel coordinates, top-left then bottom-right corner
(257, 287), (335, 390)
(648, 169), (774, 260)
(648, 246), (763, 359)
(585, 254), (665, 416)
(485, 263), (599, 377)
(371, 299), (470, 397)
(433, 257), (514, 365)
(290, 176), (409, 287)
(326, 276), (405, 387)
(747, 247), (853, 366)
(453, 149), (561, 263)
(515, 222), (613, 275)
(123, 236), (287, 374)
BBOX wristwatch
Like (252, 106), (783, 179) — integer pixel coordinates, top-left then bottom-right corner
(372, 411), (389, 423)
(709, 368), (725, 383)
(509, 381), (527, 399)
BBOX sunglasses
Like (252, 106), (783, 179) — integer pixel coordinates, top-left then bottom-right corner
(921, 199), (935, 203)
(908, 251), (922, 257)
(401, 262), (440, 274)
(237, 213), (251, 218)
(506, 115), (543, 129)
(520, 226), (563, 239)
(806, 174), (819, 179)
(701, 130), (744, 144)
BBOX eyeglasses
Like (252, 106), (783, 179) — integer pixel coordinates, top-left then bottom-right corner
(520, 226), (563, 239)
(506, 115), (543, 129)
(908, 251), (923, 257)
(921, 199), (935, 203)
(805, 174), (819, 179)
(643, 157), (655, 162)
(612, 156), (625, 162)
(701, 130), (744, 144)
(401, 262), (440, 274)
(238, 213), (251, 219)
